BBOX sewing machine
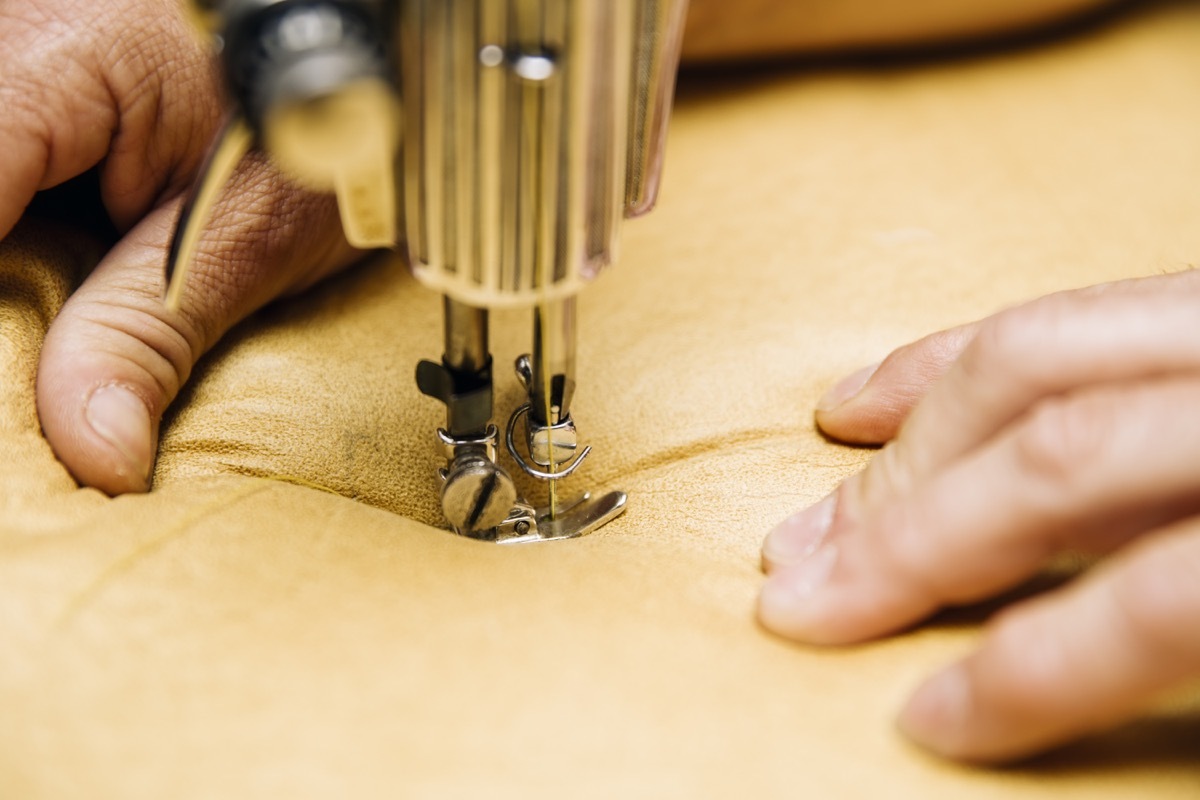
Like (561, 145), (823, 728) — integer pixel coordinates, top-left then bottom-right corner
(164, 0), (688, 542)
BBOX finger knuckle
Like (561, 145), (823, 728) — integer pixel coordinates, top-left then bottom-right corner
(923, 325), (976, 368)
(978, 606), (1075, 713)
(962, 310), (1029, 385)
(0, 73), (54, 141)
(859, 441), (920, 502)
(877, 503), (945, 597)
(964, 296), (1075, 391)
(1113, 536), (1200, 663)
(1012, 393), (1117, 491)
(882, 326), (972, 398)
(73, 297), (196, 405)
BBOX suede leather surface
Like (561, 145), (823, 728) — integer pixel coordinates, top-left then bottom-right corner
(3, 3), (1200, 797)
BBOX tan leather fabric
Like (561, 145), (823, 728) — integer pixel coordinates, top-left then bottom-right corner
(3, 3), (1200, 797)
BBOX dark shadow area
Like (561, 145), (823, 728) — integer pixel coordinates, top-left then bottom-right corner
(24, 167), (120, 248)
(920, 564), (1083, 632)
(676, 0), (1163, 104)
(814, 429), (883, 450)
(1017, 706), (1200, 775)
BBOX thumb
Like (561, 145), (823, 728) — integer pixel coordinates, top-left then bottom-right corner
(36, 156), (359, 494)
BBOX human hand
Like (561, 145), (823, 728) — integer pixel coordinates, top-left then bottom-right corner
(758, 270), (1200, 763)
(8, 0), (360, 494)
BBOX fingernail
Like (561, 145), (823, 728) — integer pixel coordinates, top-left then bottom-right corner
(85, 385), (153, 485)
(817, 362), (880, 413)
(898, 663), (971, 753)
(762, 493), (837, 569)
(758, 544), (839, 637)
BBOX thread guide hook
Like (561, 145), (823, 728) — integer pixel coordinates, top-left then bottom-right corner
(164, 115), (254, 311)
(505, 403), (591, 482)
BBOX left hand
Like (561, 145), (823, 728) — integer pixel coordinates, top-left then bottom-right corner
(758, 269), (1200, 763)
(7, 0), (361, 496)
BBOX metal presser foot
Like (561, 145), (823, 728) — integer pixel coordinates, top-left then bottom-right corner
(429, 418), (627, 546)
(419, 299), (626, 545)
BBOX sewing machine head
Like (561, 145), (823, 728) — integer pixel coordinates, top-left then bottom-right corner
(166, 0), (688, 542)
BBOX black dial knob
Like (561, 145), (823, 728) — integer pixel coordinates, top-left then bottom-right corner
(210, 0), (400, 246)
(221, 1), (390, 136)
(169, 1), (398, 305)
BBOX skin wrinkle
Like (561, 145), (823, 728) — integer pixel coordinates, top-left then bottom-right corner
(100, 14), (220, 226)
(70, 301), (196, 404)
(0, 4), (73, 53)
(180, 185), (351, 350)
(82, 244), (210, 358)
(1042, 383), (1195, 510)
(0, 73), (55, 192)
(14, 32), (114, 195)
(108, 204), (244, 357)
(201, 164), (350, 296)
(101, 42), (171, 227)
(56, 348), (168, 433)
(41, 71), (115, 191)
